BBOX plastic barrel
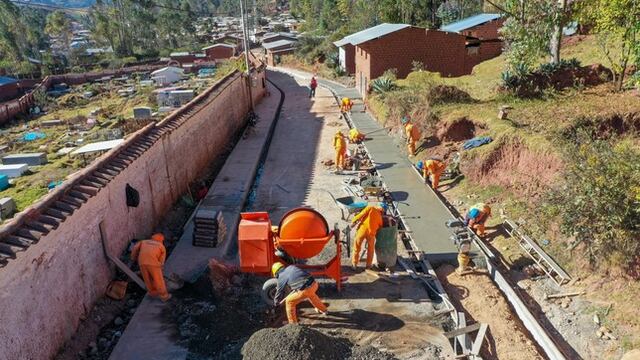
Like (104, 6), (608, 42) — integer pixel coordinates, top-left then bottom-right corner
(374, 226), (398, 267)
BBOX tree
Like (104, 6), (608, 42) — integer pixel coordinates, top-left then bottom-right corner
(45, 11), (73, 53)
(437, 0), (483, 25)
(552, 135), (640, 269)
(576, 0), (640, 91)
(549, 0), (569, 64)
(499, 0), (557, 71)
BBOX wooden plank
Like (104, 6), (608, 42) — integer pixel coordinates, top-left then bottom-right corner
(443, 323), (482, 339)
(470, 323), (489, 356)
(456, 312), (472, 355)
(99, 223), (146, 290)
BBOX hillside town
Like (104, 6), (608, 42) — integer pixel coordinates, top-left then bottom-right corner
(0, 1), (639, 360)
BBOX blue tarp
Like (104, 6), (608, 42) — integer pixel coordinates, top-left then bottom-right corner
(463, 136), (493, 150)
(0, 175), (8, 191)
(23, 132), (46, 141)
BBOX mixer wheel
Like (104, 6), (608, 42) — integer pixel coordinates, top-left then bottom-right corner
(261, 278), (279, 305)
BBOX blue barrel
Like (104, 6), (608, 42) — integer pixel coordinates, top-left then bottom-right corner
(0, 175), (8, 191)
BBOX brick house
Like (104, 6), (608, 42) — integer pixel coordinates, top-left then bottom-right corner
(337, 24), (487, 97)
(202, 44), (236, 61)
(0, 76), (19, 102)
(263, 39), (297, 66)
(262, 32), (298, 44)
(441, 13), (505, 62)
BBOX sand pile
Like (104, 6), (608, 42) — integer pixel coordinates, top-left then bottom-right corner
(241, 324), (396, 360)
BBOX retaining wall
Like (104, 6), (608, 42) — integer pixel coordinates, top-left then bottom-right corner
(0, 67), (266, 360)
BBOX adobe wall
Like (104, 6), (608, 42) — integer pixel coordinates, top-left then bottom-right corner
(0, 68), (266, 360)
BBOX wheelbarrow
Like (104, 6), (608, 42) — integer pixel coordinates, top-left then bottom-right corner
(331, 194), (368, 220)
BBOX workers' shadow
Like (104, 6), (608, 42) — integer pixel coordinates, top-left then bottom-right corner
(389, 191), (409, 202)
(374, 162), (396, 170)
(301, 308), (405, 332)
(439, 174), (465, 193)
(420, 136), (440, 150)
(483, 224), (509, 243)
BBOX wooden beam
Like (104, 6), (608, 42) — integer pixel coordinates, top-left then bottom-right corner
(471, 323), (489, 356)
(99, 222), (147, 290)
(444, 323), (481, 339)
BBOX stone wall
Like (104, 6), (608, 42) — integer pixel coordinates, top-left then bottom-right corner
(0, 67), (266, 360)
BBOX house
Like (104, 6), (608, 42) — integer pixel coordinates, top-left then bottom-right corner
(155, 88), (195, 107)
(202, 44), (236, 61)
(0, 76), (19, 102)
(169, 52), (204, 66)
(334, 23), (489, 97)
(151, 67), (185, 86)
(262, 32), (298, 44)
(441, 13), (505, 61)
(263, 39), (298, 66)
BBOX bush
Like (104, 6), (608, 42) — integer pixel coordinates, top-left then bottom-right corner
(428, 85), (473, 104)
(550, 134), (640, 269)
(371, 77), (396, 94)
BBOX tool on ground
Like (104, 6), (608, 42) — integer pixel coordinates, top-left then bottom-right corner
(238, 207), (345, 304)
(361, 126), (393, 137)
(99, 223), (147, 290)
(193, 207), (227, 247)
(440, 152), (462, 181)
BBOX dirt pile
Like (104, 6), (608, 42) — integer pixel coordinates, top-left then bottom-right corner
(562, 112), (640, 141)
(462, 138), (562, 196)
(436, 117), (478, 142)
(241, 324), (397, 360)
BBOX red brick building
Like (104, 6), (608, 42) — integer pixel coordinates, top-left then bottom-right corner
(202, 44), (236, 61)
(441, 13), (505, 63)
(263, 39), (298, 66)
(262, 32), (298, 45)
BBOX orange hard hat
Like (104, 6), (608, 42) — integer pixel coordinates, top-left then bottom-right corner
(151, 233), (165, 242)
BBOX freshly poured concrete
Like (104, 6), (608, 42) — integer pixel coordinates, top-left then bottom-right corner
(274, 69), (461, 264)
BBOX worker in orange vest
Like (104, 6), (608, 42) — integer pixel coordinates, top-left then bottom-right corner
(340, 97), (353, 113)
(403, 117), (421, 157)
(333, 130), (347, 172)
(417, 159), (447, 189)
(131, 233), (171, 301)
(464, 203), (492, 237)
(272, 262), (328, 324)
(350, 202), (386, 269)
(348, 128), (365, 143)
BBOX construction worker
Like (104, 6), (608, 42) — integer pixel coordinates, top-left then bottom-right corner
(309, 76), (318, 98)
(340, 97), (353, 113)
(272, 262), (328, 324)
(403, 117), (421, 157)
(131, 233), (171, 301)
(464, 203), (492, 237)
(333, 130), (347, 171)
(350, 202), (386, 269)
(348, 127), (365, 143)
(417, 159), (447, 189)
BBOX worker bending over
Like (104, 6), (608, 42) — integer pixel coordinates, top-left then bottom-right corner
(131, 233), (171, 301)
(403, 117), (421, 157)
(349, 128), (365, 143)
(333, 130), (347, 172)
(351, 202), (386, 269)
(464, 203), (492, 237)
(340, 97), (354, 113)
(417, 159), (447, 189)
(272, 262), (328, 324)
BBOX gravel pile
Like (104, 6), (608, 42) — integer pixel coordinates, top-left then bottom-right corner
(241, 324), (396, 360)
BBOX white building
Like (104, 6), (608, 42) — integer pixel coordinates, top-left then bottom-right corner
(151, 66), (185, 86)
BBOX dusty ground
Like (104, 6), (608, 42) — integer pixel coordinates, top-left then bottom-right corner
(435, 264), (543, 359)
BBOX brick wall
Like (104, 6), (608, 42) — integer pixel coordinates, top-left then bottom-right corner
(462, 18), (505, 40)
(354, 27), (469, 96)
(205, 46), (236, 61)
(0, 68), (266, 360)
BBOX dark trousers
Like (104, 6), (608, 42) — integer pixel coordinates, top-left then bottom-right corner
(309, 87), (316, 98)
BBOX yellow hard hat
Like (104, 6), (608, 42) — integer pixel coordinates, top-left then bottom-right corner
(272, 261), (285, 277)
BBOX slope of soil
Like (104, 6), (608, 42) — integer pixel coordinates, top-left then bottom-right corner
(435, 264), (543, 360)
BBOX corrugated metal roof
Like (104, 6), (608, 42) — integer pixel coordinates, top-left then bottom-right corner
(441, 13), (502, 33)
(202, 43), (236, 50)
(0, 76), (17, 86)
(334, 23), (410, 47)
(263, 39), (297, 50)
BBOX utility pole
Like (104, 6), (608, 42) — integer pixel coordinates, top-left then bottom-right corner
(239, 0), (254, 110)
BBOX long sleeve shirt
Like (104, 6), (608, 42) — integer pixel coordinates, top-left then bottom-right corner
(274, 265), (314, 304)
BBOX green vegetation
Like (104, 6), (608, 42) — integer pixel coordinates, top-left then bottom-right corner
(0, 0), (48, 74)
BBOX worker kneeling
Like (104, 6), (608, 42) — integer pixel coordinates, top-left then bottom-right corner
(417, 159), (447, 189)
(464, 203), (492, 237)
(272, 262), (328, 324)
(132, 233), (171, 302)
(349, 128), (365, 143)
(351, 202), (386, 269)
(340, 97), (353, 113)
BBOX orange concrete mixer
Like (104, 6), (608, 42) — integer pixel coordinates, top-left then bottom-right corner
(238, 207), (343, 302)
